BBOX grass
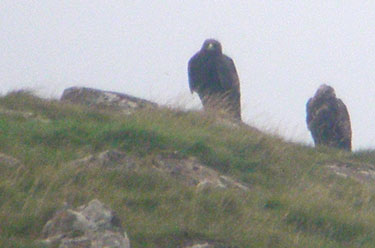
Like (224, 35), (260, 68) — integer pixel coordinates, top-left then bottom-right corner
(1, 91), (375, 247)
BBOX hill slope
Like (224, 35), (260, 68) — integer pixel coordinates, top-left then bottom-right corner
(1, 91), (375, 247)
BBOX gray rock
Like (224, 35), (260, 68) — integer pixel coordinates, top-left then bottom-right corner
(61, 87), (157, 114)
(306, 84), (352, 151)
(185, 243), (214, 248)
(40, 199), (130, 248)
(68, 150), (137, 172)
(183, 241), (234, 248)
(68, 149), (248, 191)
(327, 162), (375, 184)
(69, 148), (248, 192)
(153, 152), (249, 191)
(59, 237), (91, 248)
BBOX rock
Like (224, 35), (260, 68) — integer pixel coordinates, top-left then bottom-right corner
(183, 241), (234, 248)
(327, 162), (375, 184)
(153, 152), (249, 191)
(68, 150), (137, 172)
(59, 237), (91, 248)
(306, 84), (352, 151)
(67, 149), (248, 191)
(61, 87), (157, 114)
(185, 243), (214, 248)
(40, 199), (130, 248)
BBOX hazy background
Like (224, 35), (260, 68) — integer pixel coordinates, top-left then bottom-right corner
(1, 1), (375, 150)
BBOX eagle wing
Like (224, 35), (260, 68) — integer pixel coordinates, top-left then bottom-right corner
(337, 99), (351, 135)
(306, 97), (314, 130)
(217, 56), (240, 92)
(188, 54), (200, 94)
(217, 55), (241, 120)
(336, 99), (352, 149)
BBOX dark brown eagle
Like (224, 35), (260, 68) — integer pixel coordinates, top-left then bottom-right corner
(306, 84), (352, 151)
(188, 39), (241, 121)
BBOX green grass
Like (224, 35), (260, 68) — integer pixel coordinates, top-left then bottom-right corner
(1, 91), (375, 247)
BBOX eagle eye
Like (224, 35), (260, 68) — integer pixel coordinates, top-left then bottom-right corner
(207, 43), (215, 50)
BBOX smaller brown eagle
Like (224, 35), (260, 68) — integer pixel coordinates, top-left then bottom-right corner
(306, 84), (352, 151)
(188, 39), (241, 120)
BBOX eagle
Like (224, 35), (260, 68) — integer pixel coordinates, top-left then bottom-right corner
(306, 84), (352, 151)
(188, 39), (241, 121)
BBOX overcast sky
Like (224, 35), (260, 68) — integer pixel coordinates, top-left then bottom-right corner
(1, 1), (375, 150)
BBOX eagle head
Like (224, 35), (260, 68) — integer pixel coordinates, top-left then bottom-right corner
(201, 39), (222, 56)
(315, 84), (336, 100)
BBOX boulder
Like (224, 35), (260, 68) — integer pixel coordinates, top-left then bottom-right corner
(40, 199), (130, 248)
(306, 84), (352, 151)
(61, 87), (157, 114)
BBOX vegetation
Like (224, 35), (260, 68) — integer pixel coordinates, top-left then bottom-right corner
(1, 91), (375, 247)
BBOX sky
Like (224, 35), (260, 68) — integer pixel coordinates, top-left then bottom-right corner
(1, 1), (375, 150)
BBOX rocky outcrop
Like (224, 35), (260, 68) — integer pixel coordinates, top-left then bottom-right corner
(65, 149), (248, 192)
(327, 162), (375, 184)
(67, 150), (138, 172)
(306, 84), (352, 151)
(61, 87), (157, 114)
(38, 150), (247, 247)
(153, 152), (249, 191)
(183, 241), (235, 248)
(184, 243), (216, 248)
(39, 199), (130, 248)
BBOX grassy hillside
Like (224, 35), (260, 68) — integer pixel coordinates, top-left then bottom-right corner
(1, 91), (375, 247)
